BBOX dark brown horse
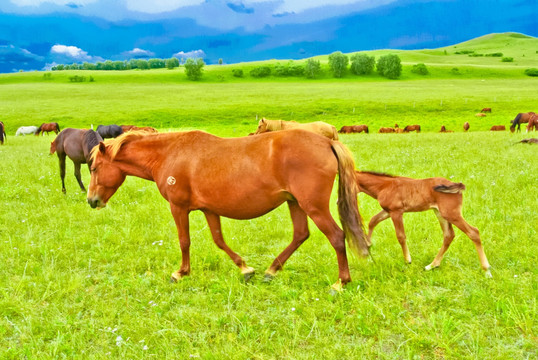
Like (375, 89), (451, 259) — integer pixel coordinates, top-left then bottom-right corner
(86, 130), (369, 290)
(36, 122), (60, 135)
(355, 171), (491, 277)
(439, 125), (453, 133)
(50, 128), (103, 193)
(490, 125), (506, 131)
(0, 121), (5, 145)
(96, 124), (123, 139)
(403, 125), (421, 133)
(510, 112), (535, 133)
(463, 122), (470, 132)
(481, 108), (492, 113)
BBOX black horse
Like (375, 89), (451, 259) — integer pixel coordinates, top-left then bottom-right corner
(96, 124), (123, 139)
(50, 128), (103, 193)
(0, 121), (5, 145)
(510, 112), (535, 133)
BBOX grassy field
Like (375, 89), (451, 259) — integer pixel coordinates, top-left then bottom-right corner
(0, 33), (537, 358)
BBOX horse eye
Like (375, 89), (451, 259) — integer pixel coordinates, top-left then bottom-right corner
(90, 168), (96, 173)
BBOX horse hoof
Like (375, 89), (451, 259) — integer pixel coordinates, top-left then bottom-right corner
(330, 279), (344, 293)
(243, 271), (255, 282)
(263, 273), (274, 283)
(169, 276), (178, 283)
(424, 264), (433, 271)
(485, 269), (493, 278)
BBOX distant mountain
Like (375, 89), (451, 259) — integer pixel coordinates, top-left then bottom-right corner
(0, 0), (536, 73)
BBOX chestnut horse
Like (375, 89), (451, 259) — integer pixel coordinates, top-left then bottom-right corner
(121, 125), (158, 133)
(463, 122), (470, 132)
(490, 125), (506, 131)
(526, 114), (537, 132)
(510, 112), (535, 133)
(36, 122), (60, 135)
(339, 125), (369, 134)
(403, 125), (421, 133)
(0, 121), (5, 145)
(50, 128), (103, 193)
(255, 118), (339, 140)
(378, 127), (395, 133)
(355, 171), (491, 277)
(87, 130), (369, 289)
(439, 125), (453, 133)
(481, 108), (492, 113)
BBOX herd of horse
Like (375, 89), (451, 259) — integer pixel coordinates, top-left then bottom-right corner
(2, 110), (533, 289)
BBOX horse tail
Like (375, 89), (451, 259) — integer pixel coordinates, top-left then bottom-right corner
(55, 123), (61, 132)
(434, 182), (466, 194)
(331, 141), (369, 257)
(365, 126), (369, 134)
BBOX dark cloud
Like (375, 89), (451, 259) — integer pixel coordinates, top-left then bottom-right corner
(226, 2), (254, 14)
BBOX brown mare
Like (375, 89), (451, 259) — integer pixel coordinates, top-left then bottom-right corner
(525, 114), (537, 132)
(36, 122), (60, 135)
(121, 125), (158, 133)
(0, 121), (5, 145)
(339, 125), (369, 134)
(463, 122), (470, 132)
(510, 112), (535, 133)
(439, 125), (453, 133)
(255, 118), (339, 140)
(481, 108), (492, 113)
(378, 127), (395, 133)
(403, 125), (421, 133)
(355, 171), (491, 277)
(490, 125), (506, 131)
(50, 128), (103, 193)
(87, 130), (369, 289)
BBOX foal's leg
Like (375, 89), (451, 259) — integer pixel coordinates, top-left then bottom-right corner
(367, 210), (390, 247)
(73, 162), (86, 192)
(265, 200), (310, 280)
(169, 203), (192, 282)
(425, 209), (455, 271)
(390, 211), (412, 263)
(203, 211), (254, 280)
(446, 214), (492, 277)
(58, 153), (67, 193)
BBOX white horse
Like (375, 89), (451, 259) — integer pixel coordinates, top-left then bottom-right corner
(16, 126), (38, 136)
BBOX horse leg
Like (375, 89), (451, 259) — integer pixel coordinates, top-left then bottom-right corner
(367, 210), (390, 247)
(390, 211), (412, 263)
(203, 211), (254, 281)
(265, 200), (310, 280)
(425, 209), (455, 271)
(58, 153), (67, 193)
(169, 203), (192, 281)
(73, 162), (86, 192)
(445, 214), (492, 277)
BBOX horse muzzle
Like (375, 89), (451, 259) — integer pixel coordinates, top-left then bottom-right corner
(87, 196), (105, 209)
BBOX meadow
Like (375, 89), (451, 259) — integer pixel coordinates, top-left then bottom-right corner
(0, 33), (537, 358)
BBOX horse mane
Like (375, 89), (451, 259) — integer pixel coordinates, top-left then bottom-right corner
(83, 130), (103, 158)
(265, 119), (282, 131)
(360, 171), (396, 178)
(511, 113), (522, 128)
(90, 130), (154, 162)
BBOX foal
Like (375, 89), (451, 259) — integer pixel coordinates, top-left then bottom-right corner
(355, 171), (491, 277)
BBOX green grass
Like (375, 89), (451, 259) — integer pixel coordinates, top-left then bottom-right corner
(0, 32), (536, 358)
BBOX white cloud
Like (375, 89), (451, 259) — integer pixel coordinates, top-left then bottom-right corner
(122, 48), (155, 58)
(50, 44), (93, 61)
(9, 0), (97, 6)
(123, 0), (205, 14)
(272, 0), (370, 14)
(173, 49), (205, 59)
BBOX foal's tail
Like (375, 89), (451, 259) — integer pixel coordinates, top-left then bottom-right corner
(434, 182), (466, 194)
(331, 141), (369, 257)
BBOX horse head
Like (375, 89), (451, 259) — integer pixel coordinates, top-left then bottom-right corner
(254, 118), (268, 134)
(87, 142), (126, 209)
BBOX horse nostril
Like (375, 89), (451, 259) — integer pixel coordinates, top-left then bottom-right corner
(87, 198), (97, 208)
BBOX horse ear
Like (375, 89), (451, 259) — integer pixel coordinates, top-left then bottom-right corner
(99, 142), (106, 154)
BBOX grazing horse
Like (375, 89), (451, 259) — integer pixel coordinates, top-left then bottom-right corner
(481, 108), (492, 113)
(510, 112), (535, 133)
(0, 121), (5, 145)
(519, 138), (538, 144)
(378, 127), (395, 133)
(36, 122), (60, 135)
(255, 118), (339, 140)
(338, 125), (369, 134)
(403, 125), (421, 133)
(475, 113), (487, 117)
(97, 124), (123, 139)
(490, 125), (506, 131)
(121, 125), (158, 133)
(463, 122), (470, 132)
(439, 125), (453, 133)
(50, 128), (103, 193)
(526, 114), (537, 133)
(355, 171), (491, 277)
(16, 126), (38, 136)
(86, 130), (369, 289)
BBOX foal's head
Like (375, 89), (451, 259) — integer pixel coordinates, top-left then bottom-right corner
(255, 118), (269, 134)
(87, 142), (126, 209)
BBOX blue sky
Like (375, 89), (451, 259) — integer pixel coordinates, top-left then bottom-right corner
(0, 0), (536, 72)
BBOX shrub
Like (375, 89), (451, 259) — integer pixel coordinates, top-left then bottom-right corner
(328, 51), (349, 78)
(376, 54), (402, 79)
(451, 67), (460, 75)
(184, 58), (205, 80)
(274, 61), (305, 77)
(486, 53), (503, 57)
(350, 54), (375, 75)
(166, 57), (179, 69)
(69, 75), (86, 82)
(524, 68), (538, 77)
(250, 66), (271, 78)
(411, 63), (429, 75)
(232, 69), (244, 77)
(304, 58), (321, 79)
(501, 57), (514, 62)
(455, 50), (475, 54)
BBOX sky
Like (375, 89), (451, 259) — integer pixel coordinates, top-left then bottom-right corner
(0, 0), (536, 72)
